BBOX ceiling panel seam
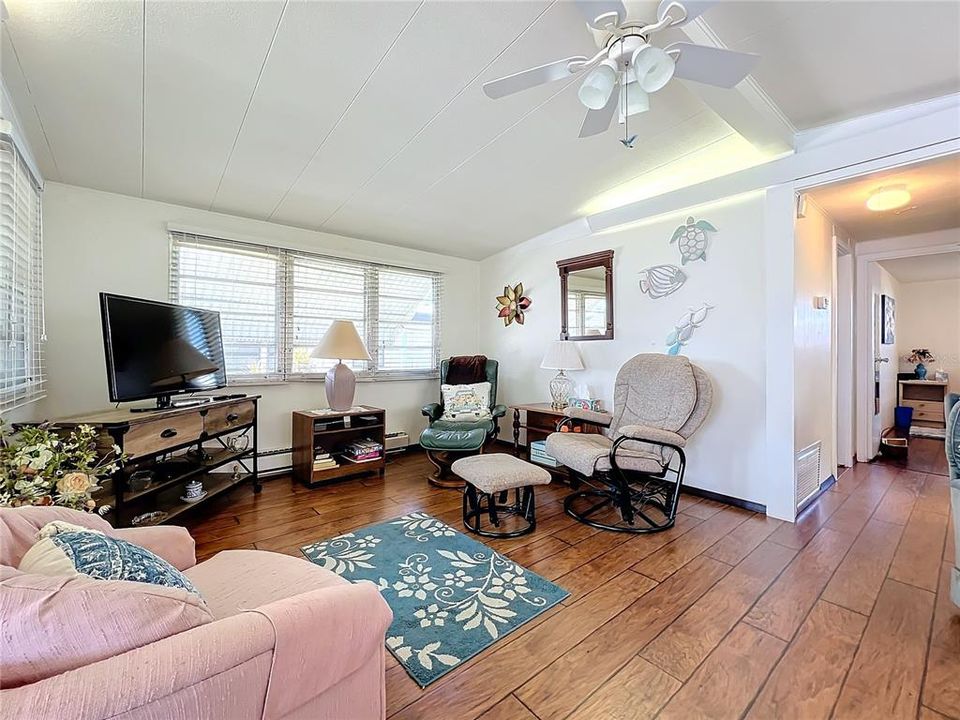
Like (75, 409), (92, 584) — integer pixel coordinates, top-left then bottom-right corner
(420, 74), (581, 194)
(318, 0), (558, 229)
(265, 0), (425, 221)
(3, 24), (62, 180)
(208, 0), (289, 211)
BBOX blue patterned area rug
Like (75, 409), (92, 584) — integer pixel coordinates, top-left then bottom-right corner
(301, 512), (569, 687)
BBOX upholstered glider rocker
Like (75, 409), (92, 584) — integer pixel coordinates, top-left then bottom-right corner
(546, 353), (713, 533)
(420, 357), (507, 488)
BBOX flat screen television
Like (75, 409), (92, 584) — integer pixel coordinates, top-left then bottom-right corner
(100, 293), (227, 408)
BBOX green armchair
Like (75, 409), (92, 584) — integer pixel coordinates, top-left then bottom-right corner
(419, 358), (507, 487)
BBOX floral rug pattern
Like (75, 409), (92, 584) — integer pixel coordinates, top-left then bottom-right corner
(301, 512), (568, 686)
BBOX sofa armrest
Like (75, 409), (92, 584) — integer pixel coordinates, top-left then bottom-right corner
(491, 403), (508, 419)
(617, 424), (686, 448)
(112, 525), (197, 570)
(252, 580), (393, 720)
(421, 403), (443, 422)
(563, 407), (613, 427)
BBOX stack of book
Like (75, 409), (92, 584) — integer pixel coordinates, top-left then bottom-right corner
(529, 440), (560, 468)
(342, 438), (383, 464)
(313, 450), (339, 472)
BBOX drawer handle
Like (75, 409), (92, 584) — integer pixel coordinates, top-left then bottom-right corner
(160, 428), (178, 439)
(226, 413), (240, 424)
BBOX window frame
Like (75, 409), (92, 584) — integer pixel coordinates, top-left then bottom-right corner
(169, 231), (442, 385)
(0, 131), (45, 412)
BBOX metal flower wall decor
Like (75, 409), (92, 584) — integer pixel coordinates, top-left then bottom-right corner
(496, 283), (531, 326)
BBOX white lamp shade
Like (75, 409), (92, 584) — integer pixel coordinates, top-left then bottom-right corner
(310, 320), (372, 361)
(619, 81), (650, 121)
(631, 45), (675, 93)
(541, 340), (585, 371)
(577, 60), (617, 110)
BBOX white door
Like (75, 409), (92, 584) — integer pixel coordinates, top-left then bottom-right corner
(868, 262), (900, 457)
(836, 253), (855, 466)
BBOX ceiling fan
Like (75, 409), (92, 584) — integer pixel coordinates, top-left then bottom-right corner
(482, 0), (759, 144)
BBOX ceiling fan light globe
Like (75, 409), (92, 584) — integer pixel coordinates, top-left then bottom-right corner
(620, 82), (650, 119)
(578, 60), (617, 110)
(631, 46), (675, 93)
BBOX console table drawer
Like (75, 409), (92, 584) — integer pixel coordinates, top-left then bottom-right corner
(124, 414), (203, 459)
(205, 401), (256, 435)
(902, 399), (943, 414)
(913, 409), (945, 422)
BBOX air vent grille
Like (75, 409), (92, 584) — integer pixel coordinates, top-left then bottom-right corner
(795, 442), (822, 509)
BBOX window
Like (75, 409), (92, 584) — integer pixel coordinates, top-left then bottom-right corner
(0, 133), (45, 411)
(170, 231), (442, 382)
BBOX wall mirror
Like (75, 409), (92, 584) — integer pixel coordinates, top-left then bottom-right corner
(557, 250), (614, 341)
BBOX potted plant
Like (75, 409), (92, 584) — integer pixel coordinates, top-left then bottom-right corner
(906, 348), (936, 380)
(0, 422), (125, 512)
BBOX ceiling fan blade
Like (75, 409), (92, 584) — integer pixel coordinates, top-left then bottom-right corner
(483, 56), (588, 99)
(574, 0), (627, 30)
(578, 88), (619, 138)
(657, 0), (717, 27)
(667, 42), (759, 88)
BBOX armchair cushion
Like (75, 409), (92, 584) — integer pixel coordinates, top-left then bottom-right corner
(545, 433), (665, 477)
(617, 424), (686, 448)
(0, 564), (214, 689)
(564, 407), (613, 427)
(184, 549), (348, 620)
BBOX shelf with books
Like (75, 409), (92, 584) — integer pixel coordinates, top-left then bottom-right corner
(293, 407), (386, 488)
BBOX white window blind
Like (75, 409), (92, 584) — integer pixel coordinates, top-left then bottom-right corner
(0, 133), (45, 412)
(169, 231), (442, 382)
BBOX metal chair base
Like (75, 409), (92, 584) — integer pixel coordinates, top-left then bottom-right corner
(563, 472), (682, 534)
(462, 484), (536, 538)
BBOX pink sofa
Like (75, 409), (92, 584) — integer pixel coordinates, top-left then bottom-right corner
(0, 507), (393, 720)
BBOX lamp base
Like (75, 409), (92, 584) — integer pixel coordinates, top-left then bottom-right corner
(326, 362), (357, 412)
(548, 370), (574, 410)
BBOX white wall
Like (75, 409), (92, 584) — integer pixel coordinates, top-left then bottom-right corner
(896, 278), (960, 396)
(478, 192), (772, 509)
(793, 200), (837, 483)
(27, 182), (480, 454)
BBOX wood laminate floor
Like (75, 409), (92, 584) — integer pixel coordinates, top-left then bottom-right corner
(186, 452), (959, 720)
(874, 436), (950, 477)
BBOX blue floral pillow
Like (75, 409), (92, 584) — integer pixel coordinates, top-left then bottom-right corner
(19, 523), (202, 599)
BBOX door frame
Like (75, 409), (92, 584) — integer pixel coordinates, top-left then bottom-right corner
(854, 241), (960, 460)
(835, 247), (855, 467)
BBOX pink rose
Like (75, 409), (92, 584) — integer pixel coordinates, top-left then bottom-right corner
(57, 472), (92, 494)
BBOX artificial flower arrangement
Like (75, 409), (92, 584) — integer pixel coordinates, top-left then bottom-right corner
(0, 421), (126, 511)
(906, 348), (936, 365)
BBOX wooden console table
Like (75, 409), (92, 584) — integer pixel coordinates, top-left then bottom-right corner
(292, 406), (386, 487)
(52, 396), (259, 528)
(898, 380), (948, 431)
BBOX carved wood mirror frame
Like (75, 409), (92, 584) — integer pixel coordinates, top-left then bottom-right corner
(557, 249), (614, 341)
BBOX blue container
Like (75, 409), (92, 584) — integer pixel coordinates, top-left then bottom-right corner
(894, 406), (914, 429)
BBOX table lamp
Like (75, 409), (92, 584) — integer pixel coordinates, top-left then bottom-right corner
(541, 340), (584, 409)
(310, 320), (372, 411)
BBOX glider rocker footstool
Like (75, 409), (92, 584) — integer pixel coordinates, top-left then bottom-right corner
(453, 454), (552, 538)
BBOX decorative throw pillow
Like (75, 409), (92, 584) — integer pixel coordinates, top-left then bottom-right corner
(18, 521), (203, 599)
(440, 382), (492, 422)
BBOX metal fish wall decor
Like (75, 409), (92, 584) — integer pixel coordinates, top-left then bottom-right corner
(666, 303), (715, 355)
(638, 264), (687, 299)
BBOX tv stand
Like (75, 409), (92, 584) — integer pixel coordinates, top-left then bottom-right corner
(49, 396), (260, 527)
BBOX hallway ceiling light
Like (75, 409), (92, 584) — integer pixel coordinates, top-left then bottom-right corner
(866, 185), (911, 212)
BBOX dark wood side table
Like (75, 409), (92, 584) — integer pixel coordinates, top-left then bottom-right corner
(511, 403), (601, 479)
(292, 406), (386, 487)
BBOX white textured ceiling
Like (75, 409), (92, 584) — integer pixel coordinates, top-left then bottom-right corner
(879, 252), (960, 284)
(3, 0), (959, 259)
(808, 154), (960, 241)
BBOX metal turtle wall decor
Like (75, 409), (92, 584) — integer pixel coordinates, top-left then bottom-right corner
(670, 216), (717, 264)
(496, 282), (532, 326)
(665, 303), (714, 355)
(638, 264), (687, 299)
